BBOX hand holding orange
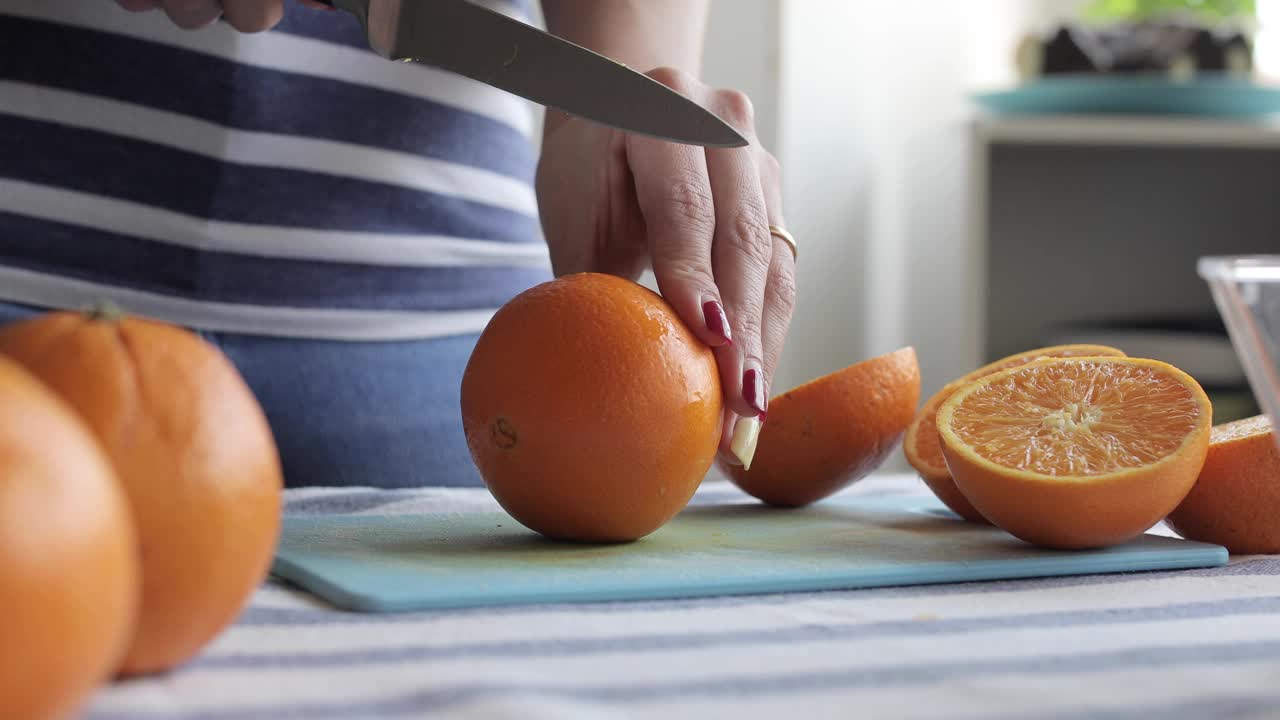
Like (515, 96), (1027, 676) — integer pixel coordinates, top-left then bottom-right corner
(463, 274), (922, 535)
(462, 273), (722, 542)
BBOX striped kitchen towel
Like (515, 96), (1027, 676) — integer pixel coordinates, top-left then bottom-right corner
(88, 474), (1280, 720)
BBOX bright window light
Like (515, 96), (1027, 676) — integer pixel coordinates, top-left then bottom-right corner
(1256, 0), (1280, 79)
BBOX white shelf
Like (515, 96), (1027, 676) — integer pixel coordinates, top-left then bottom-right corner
(975, 113), (1280, 149)
(947, 111), (1280, 387)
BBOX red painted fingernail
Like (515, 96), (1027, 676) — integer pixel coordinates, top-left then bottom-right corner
(743, 368), (768, 415)
(702, 300), (732, 347)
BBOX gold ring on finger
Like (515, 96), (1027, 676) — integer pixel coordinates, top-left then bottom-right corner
(768, 225), (796, 261)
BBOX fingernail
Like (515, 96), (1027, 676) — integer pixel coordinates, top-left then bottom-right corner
(701, 299), (732, 347)
(731, 416), (762, 470)
(743, 367), (768, 416)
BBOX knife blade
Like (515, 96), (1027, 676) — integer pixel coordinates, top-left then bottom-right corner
(319, 0), (748, 148)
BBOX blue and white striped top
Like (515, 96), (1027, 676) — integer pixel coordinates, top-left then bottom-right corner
(0, 0), (553, 340)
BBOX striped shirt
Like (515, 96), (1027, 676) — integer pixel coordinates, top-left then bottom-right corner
(0, 0), (553, 340)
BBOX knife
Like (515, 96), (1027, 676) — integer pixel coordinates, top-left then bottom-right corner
(315, 0), (748, 148)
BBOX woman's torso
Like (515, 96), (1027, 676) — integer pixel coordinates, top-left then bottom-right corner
(0, 0), (552, 340)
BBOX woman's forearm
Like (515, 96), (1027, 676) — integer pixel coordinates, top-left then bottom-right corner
(540, 0), (710, 134)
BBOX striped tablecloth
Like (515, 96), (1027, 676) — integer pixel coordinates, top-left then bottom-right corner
(88, 473), (1280, 720)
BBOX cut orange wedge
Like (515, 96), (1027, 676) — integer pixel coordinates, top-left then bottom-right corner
(903, 344), (1126, 523)
(937, 356), (1211, 549)
(723, 347), (920, 507)
(1166, 415), (1280, 554)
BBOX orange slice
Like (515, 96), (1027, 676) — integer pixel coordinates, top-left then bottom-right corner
(903, 344), (1126, 523)
(936, 356), (1211, 549)
(723, 347), (920, 507)
(1166, 415), (1280, 554)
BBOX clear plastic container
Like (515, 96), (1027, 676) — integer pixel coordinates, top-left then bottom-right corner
(1198, 255), (1280, 450)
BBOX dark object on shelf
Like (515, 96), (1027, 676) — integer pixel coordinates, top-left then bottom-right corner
(1042, 27), (1100, 75)
(1192, 28), (1229, 71)
(1021, 21), (1253, 80)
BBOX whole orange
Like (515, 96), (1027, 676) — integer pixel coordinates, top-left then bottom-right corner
(461, 273), (722, 542)
(723, 347), (920, 507)
(1166, 415), (1280, 554)
(0, 309), (283, 676)
(0, 356), (139, 719)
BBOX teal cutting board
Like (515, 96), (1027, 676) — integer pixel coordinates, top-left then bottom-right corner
(271, 495), (1228, 612)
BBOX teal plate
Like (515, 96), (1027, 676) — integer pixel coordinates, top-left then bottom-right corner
(973, 75), (1280, 117)
(272, 495), (1229, 613)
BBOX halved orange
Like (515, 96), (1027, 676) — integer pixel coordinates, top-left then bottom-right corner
(937, 356), (1211, 549)
(1166, 414), (1280, 554)
(723, 347), (920, 507)
(903, 344), (1126, 523)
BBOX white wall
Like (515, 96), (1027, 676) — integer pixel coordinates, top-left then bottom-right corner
(765, 1), (1050, 473)
(701, 0), (1047, 397)
(765, 1), (1038, 396)
(701, 0), (781, 152)
(864, 1), (1039, 396)
(770, 0), (874, 394)
(702, 1), (1068, 395)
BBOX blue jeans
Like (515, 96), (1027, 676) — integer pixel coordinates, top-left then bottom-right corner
(0, 302), (483, 489)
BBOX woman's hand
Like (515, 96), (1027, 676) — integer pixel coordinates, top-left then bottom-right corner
(536, 67), (795, 466)
(113, 0), (329, 32)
